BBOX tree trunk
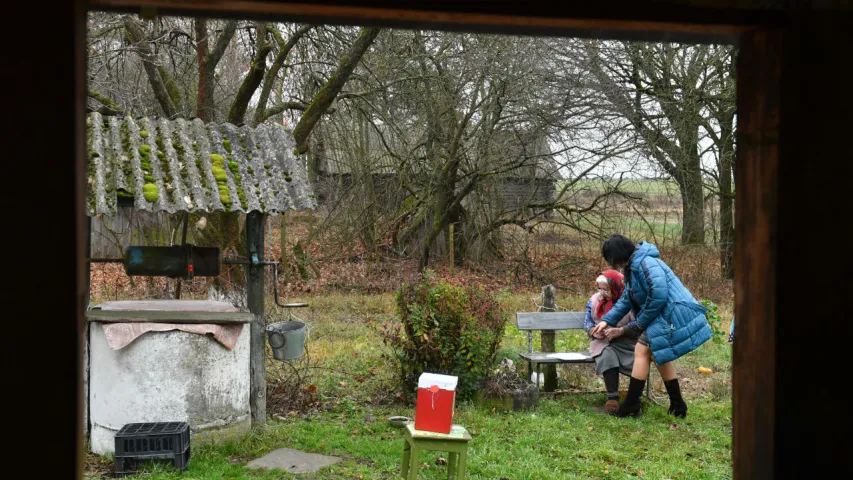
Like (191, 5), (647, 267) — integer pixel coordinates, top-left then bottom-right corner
(195, 19), (213, 122)
(228, 23), (272, 125)
(357, 112), (377, 253)
(293, 27), (381, 153)
(676, 167), (706, 245)
(718, 115), (735, 279)
(195, 19), (237, 122)
(123, 17), (177, 119)
(253, 24), (313, 127)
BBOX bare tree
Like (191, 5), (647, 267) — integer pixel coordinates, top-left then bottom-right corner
(310, 31), (637, 271)
(195, 18), (238, 122)
(580, 41), (716, 245)
(700, 45), (736, 278)
(87, 14), (383, 293)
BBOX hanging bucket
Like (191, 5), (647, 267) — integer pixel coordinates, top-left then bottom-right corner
(266, 321), (307, 361)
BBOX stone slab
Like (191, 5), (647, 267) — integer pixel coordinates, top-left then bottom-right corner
(246, 448), (342, 473)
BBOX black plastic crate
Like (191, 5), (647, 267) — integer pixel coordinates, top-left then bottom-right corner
(114, 422), (191, 476)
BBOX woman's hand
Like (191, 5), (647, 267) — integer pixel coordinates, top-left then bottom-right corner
(604, 327), (623, 340)
(592, 321), (608, 337)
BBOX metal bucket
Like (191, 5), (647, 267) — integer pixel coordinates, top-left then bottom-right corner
(266, 321), (306, 361)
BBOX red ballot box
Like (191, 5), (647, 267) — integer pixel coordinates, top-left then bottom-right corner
(414, 373), (458, 434)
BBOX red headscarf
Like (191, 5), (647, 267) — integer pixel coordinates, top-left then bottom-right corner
(595, 269), (625, 319)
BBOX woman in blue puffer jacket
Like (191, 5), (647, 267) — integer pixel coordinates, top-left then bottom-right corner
(591, 234), (712, 418)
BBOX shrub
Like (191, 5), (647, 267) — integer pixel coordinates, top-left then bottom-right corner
(380, 270), (508, 401)
(700, 299), (726, 343)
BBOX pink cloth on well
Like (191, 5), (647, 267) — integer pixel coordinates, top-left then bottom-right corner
(100, 322), (244, 350)
(94, 300), (245, 351)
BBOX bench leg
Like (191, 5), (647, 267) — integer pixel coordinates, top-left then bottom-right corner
(536, 363), (541, 388)
(448, 452), (457, 479)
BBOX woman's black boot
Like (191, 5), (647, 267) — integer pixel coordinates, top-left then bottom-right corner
(664, 378), (688, 418)
(613, 377), (645, 418)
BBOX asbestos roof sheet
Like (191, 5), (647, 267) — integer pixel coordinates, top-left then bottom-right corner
(86, 112), (316, 216)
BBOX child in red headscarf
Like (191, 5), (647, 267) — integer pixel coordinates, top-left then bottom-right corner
(583, 269), (639, 413)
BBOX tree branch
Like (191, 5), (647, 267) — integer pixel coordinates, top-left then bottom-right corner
(88, 89), (123, 116)
(293, 27), (381, 154)
(253, 24), (314, 127)
(123, 16), (178, 118)
(227, 22), (273, 125)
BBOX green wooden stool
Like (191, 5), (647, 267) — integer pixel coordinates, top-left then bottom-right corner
(401, 423), (472, 480)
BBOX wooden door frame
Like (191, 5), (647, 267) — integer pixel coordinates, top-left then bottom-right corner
(74, 2), (840, 478)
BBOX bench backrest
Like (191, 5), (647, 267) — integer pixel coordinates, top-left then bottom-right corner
(516, 311), (586, 331)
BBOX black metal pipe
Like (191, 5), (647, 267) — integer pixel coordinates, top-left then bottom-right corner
(87, 258), (123, 263)
(89, 255), (305, 309)
(222, 257), (306, 309)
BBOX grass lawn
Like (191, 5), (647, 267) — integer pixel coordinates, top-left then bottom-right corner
(86, 293), (733, 480)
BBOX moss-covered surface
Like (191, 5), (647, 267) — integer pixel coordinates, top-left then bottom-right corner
(86, 117), (96, 213)
(192, 137), (208, 196)
(142, 183), (159, 202)
(222, 130), (247, 209)
(137, 140), (157, 204)
(212, 166), (228, 182)
(211, 152), (231, 209)
(172, 128), (190, 205)
(119, 120), (134, 195)
(155, 124), (175, 203)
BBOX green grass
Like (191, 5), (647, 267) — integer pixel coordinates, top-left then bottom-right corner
(87, 293), (732, 479)
(91, 397), (731, 480)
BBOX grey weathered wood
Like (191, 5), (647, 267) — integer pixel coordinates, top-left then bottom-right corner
(246, 211), (266, 426)
(85, 310), (253, 324)
(519, 352), (594, 364)
(516, 311), (586, 330)
(95, 299), (240, 312)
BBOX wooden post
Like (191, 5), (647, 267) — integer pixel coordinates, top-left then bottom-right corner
(246, 211), (266, 425)
(83, 215), (92, 443)
(279, 211), (288, 283)
(448, 223), (454, 276)
(541, 284), (557, 392)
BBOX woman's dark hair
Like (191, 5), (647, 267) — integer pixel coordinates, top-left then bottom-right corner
(601, 234), (635, 279)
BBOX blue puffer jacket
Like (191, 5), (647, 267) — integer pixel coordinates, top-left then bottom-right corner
(601, 241), (712, 365)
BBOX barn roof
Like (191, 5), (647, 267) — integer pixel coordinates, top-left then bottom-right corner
(86, 112), (316, 217)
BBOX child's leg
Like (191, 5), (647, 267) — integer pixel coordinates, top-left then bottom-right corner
(602, 368), (620, 399)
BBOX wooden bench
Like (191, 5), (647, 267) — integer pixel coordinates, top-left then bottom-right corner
(516, 311), (654, 401)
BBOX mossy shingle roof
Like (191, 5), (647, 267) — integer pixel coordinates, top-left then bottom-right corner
(86, 112), (316, 217)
